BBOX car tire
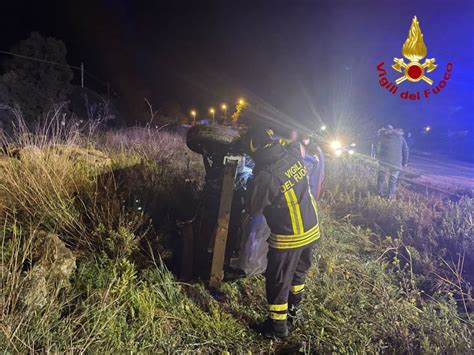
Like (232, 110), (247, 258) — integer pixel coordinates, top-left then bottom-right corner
(186, 124), (242, 155)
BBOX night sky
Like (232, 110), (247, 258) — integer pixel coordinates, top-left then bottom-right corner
(0, 0), (473, 145)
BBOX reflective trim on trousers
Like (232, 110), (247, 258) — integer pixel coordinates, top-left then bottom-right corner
(290, 284), (305, 294)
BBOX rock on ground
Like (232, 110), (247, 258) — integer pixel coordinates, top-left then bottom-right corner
(21, 232), (76, 309)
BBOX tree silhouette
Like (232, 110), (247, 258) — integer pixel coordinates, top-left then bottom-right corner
(0, 32), (74, 122)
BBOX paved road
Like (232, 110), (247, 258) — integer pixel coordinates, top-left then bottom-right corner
(410, 153), (474, 179)
(405, 153), (474, 194)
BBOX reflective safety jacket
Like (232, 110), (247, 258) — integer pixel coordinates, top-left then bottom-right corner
(248, 143), (320, 249)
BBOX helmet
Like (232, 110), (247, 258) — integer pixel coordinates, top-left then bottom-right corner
(243, 126), (276, 155)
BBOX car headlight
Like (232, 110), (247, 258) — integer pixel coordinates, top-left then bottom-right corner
(330, 140), (342, 150)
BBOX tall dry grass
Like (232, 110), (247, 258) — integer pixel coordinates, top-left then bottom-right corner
(0, 110), (211, 352)
(322, 156), (474, 313)
(0, 109), (472, 352)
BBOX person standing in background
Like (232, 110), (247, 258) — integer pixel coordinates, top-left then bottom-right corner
(300, 133), (325, 200)
(376, 125), (409, 199)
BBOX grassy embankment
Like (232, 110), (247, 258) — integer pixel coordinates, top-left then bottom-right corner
(0, 123), (472, 353)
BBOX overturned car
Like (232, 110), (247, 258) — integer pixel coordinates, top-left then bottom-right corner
(184, 123), (324, 288)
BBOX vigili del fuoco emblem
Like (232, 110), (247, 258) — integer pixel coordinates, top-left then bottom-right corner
(392, 16), (437, 85)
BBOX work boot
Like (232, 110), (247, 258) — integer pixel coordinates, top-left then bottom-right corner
(251, 318), (288, 339)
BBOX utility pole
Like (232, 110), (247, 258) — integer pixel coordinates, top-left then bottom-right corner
(80, 62), (84, 88)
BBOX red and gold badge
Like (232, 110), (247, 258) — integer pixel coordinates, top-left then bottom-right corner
(392, 16), (437, 85)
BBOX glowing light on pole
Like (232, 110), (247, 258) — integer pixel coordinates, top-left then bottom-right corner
(190, 110), (196, 125)
(238, 98), (245, 105)
(209, 108), (215, 123)
(320, 125), (327, 131)
(424, 126), (431, 132)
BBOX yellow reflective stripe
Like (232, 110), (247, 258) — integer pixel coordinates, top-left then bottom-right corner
(279, 138), (292, 146)
(268, 303), (288, 311)
(291, 284), (305, 294)
(269, 312), (287, 320)
(269, 229), (320, 249)
(270, 233), (319, 249)
(284, 189), (304, 235)
(270, 234), (319, 250)
(271, 231), (319, 247)
(271, 235), (319, 249)
(271, 224), (319, 242)
(284, 190), (300, 235)
(289, 189), (304, 234)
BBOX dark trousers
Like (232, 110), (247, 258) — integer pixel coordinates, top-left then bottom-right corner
(377, 165), (400, 198)
(265, 243), (315, 322)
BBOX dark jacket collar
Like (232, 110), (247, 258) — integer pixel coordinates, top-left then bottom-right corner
(378, 127), (404, 136)
(252, 143), (287, 168)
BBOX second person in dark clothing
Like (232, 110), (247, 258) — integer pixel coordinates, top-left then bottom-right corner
(376, 125), (409, 198)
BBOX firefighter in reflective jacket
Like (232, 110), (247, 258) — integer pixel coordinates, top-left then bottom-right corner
(244, 126), (320, 338)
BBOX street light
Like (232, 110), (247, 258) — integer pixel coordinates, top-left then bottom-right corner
(320, 125), (327, 132)
(221, 104), (227, 122)
(190, 110), (196, 125)
(424, 126), (431, 132)
(209, 108), (215, 123)
(238, 98), (245, 105)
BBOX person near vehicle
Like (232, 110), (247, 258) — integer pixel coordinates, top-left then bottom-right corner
(300, 133), (325, 200)
(376, 125), (409, 198)
(244, 126), (320, 338)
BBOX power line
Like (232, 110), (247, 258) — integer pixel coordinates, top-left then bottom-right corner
(0, 49), (81, 70)
(0, 49), (110, 89)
